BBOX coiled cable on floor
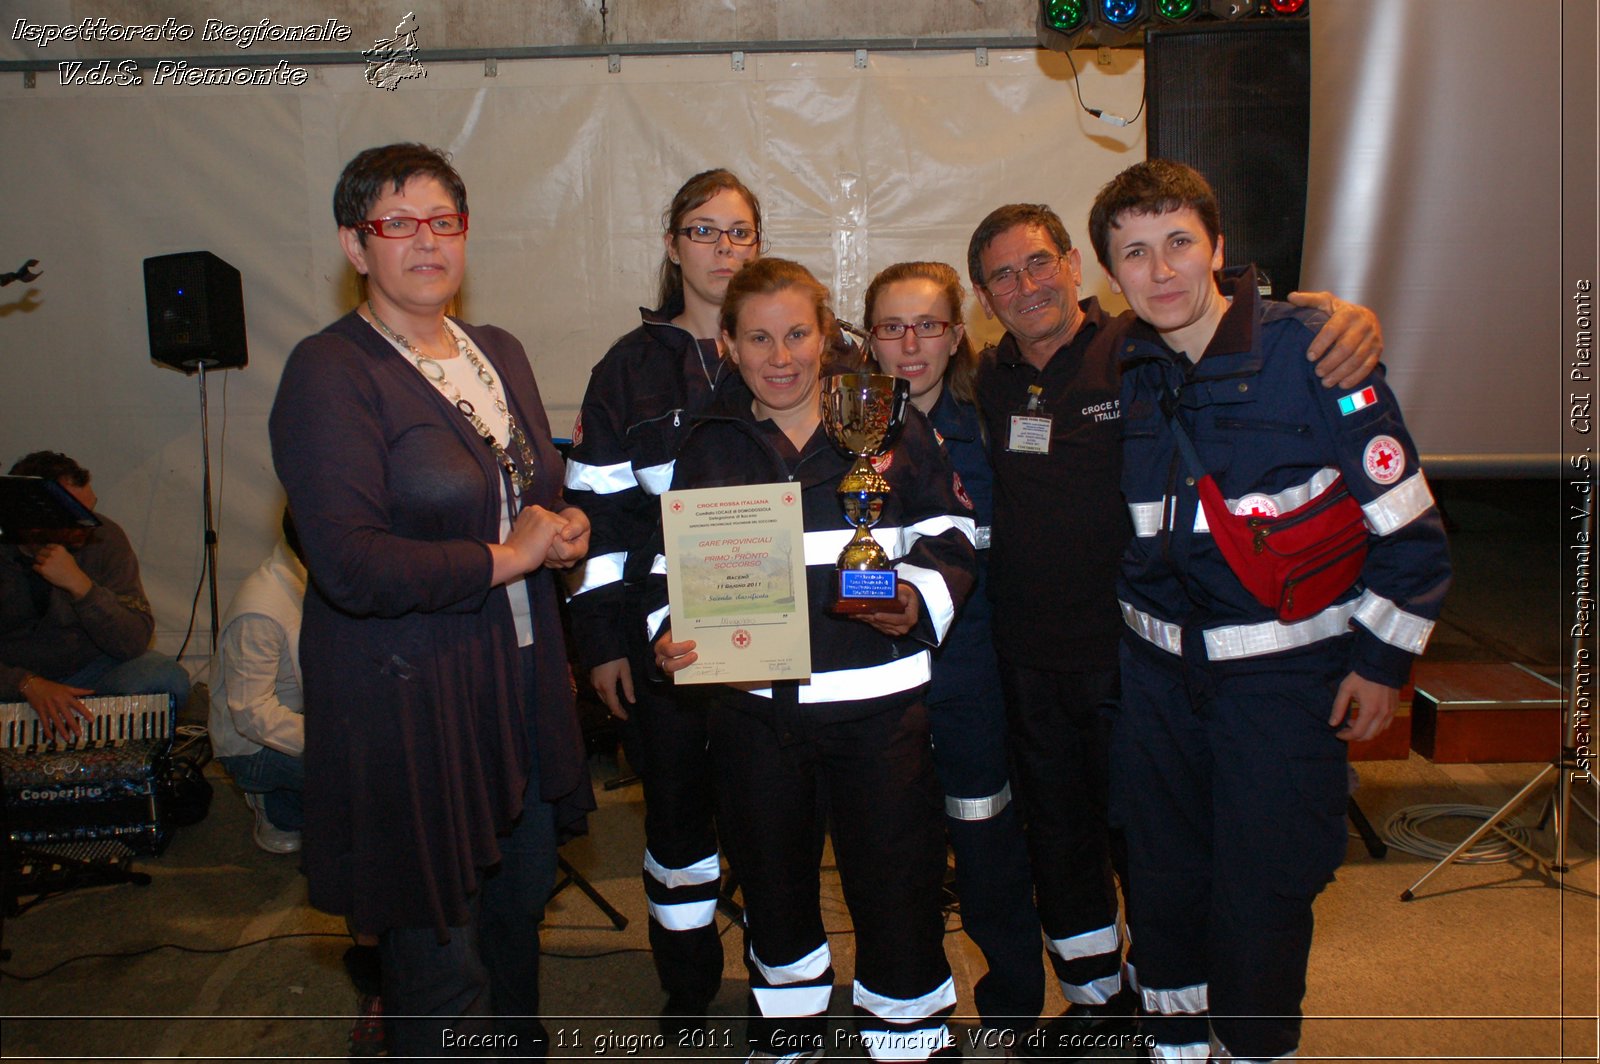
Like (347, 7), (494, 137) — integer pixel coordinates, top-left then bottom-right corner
(1380, 803), (1534, 863)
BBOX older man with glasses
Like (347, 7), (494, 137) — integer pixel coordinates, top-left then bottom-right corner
(965, 203), (1384, 1054)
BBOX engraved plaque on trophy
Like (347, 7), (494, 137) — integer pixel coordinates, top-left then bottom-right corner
(820, 372), (910, 614)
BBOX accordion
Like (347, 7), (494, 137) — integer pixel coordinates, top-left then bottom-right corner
(1, 693), (175, 854)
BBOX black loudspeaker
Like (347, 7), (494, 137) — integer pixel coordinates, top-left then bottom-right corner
(1145, 21), (1310, 299)
(143, 251), (248, 372)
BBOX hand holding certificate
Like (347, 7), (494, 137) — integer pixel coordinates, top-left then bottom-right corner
(659, 482), (811, 685)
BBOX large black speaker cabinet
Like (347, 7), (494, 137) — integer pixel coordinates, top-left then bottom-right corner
(144, 250), (247, 372)
(1146, 21), (1310, 299)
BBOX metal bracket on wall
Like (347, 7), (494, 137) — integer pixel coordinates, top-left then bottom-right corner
(484, 58), (498, 77)
(854, 48), (867, 69)
(732, 50), (745, 72)
(23, 70), (35, 88)
(975, 47), (988, 67)
(608, 54), (621, 73)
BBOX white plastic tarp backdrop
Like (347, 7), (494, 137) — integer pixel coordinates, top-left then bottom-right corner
(0, 47), (1148, 662)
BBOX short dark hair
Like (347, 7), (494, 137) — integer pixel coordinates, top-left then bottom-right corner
(332, 143), (468, 242)
(1088, 159), (1222, 274)
(966, 204), (1073, 287)
(9, 450), (89, 485)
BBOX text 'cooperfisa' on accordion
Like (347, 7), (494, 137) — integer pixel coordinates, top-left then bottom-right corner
(1, 692), (175, 854)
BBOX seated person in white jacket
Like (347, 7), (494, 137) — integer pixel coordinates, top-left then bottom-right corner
(208, 511), (307, 854)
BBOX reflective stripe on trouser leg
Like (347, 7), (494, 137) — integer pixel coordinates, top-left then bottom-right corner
(643, 849), (721, 930)
(853, 977), (957, 1062)
(1045, 921), (1124, 1004)
(748, 939), (833, 1055)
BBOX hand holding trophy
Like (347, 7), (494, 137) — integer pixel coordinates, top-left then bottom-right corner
(821, 372), (910, 614)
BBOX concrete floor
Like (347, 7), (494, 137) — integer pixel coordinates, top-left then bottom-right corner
(1, 479), (1596, 1062)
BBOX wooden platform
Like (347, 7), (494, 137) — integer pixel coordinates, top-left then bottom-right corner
(1409, 662), (1565, 764)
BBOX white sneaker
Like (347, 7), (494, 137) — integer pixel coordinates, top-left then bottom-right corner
(244, 792), (302, 854)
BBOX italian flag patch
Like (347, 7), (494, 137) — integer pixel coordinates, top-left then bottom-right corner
(1338, 386), (1378, 416)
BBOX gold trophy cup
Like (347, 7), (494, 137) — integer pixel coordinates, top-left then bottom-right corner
(821, 372), (911, 614)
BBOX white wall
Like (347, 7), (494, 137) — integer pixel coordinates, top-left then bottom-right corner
(0, 45), (1146, 664)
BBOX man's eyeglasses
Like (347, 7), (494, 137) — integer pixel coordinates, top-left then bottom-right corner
(983, 254), (1064, 296)
(354, 214), (469, 239)
(676, 224), (759, 247)
(869, 320), (953, 341)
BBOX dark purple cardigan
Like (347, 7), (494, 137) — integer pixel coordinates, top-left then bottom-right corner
(270, 310), (593, 936)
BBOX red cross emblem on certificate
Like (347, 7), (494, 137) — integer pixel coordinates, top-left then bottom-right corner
(731, 629), (752, 649)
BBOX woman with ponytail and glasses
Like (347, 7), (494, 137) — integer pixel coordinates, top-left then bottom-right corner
(563, 169), (765, 1026)
(864, 262), (1044, 1037)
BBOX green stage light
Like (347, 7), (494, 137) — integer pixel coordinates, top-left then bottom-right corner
(1155, 0), (1198, 20)
(1043, 0), (1088, 32)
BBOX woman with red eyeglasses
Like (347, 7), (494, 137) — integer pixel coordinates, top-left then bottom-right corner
(270, 143), (595, 1059)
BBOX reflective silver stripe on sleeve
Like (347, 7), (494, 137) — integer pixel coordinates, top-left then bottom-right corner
(745, 650), (931, 703)
(634, 460), (675, 496)
(946, 782), (1011, 821)
(803, 526), (906, 565)
(975, 525), (991, 549)
(1353, 588), (1436, 653)
(567, 551), (625, 596)
(1129, 500), (1165, 538)
(564, 458), (637, 494)
(1120, 600), (1184, 655)
(903, 513), (978, 548)
(1194, 466), (1341, 533)
(853, 975), (957, 1022)
(651, 553), (668, 575)
(1361, 471), (1434, 536)
(643, 849), (720, 889)
(645, 604), (670, 642)
(897, 562), (956, 643)
(1202, 599), (1360, 660)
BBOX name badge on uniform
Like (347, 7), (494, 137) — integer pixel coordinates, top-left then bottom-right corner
(1007, 384), (1052, 454)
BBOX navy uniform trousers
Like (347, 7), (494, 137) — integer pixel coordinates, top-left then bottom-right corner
(707, 691), (957, 1061)
(1111, 637), (1351, 1062)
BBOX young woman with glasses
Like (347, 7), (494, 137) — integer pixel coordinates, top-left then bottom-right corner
(562, 169), (765, 1027)
(862, 262), (1045, 1036)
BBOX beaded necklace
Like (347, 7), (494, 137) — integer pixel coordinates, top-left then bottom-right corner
(364, 303), (539, 500)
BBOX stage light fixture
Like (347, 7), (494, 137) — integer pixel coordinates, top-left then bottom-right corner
(1043, 0), (1089, 33)
(1267, 0), (1307, 13)
(1205, 0), (1259, 15)
(1100, 0), (1147, 28)
(1155, 0), (1199, 21)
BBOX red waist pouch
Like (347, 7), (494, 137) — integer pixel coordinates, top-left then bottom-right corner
(1196, 474), (1368, 622)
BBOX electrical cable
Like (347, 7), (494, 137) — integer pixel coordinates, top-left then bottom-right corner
(1381, 803), (1535, 863)
(0, 931), (350, 982)
(1063, 47), (1146, 128)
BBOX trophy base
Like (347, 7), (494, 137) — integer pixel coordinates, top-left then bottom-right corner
(830, 568), (899, 615)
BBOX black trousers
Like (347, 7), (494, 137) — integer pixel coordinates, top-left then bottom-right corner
(1112, 640), (1350, 1061)
(707, 693), (956, 1061)
(998, 660), (1125, 1005)
(618, 641), (724, 1009)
